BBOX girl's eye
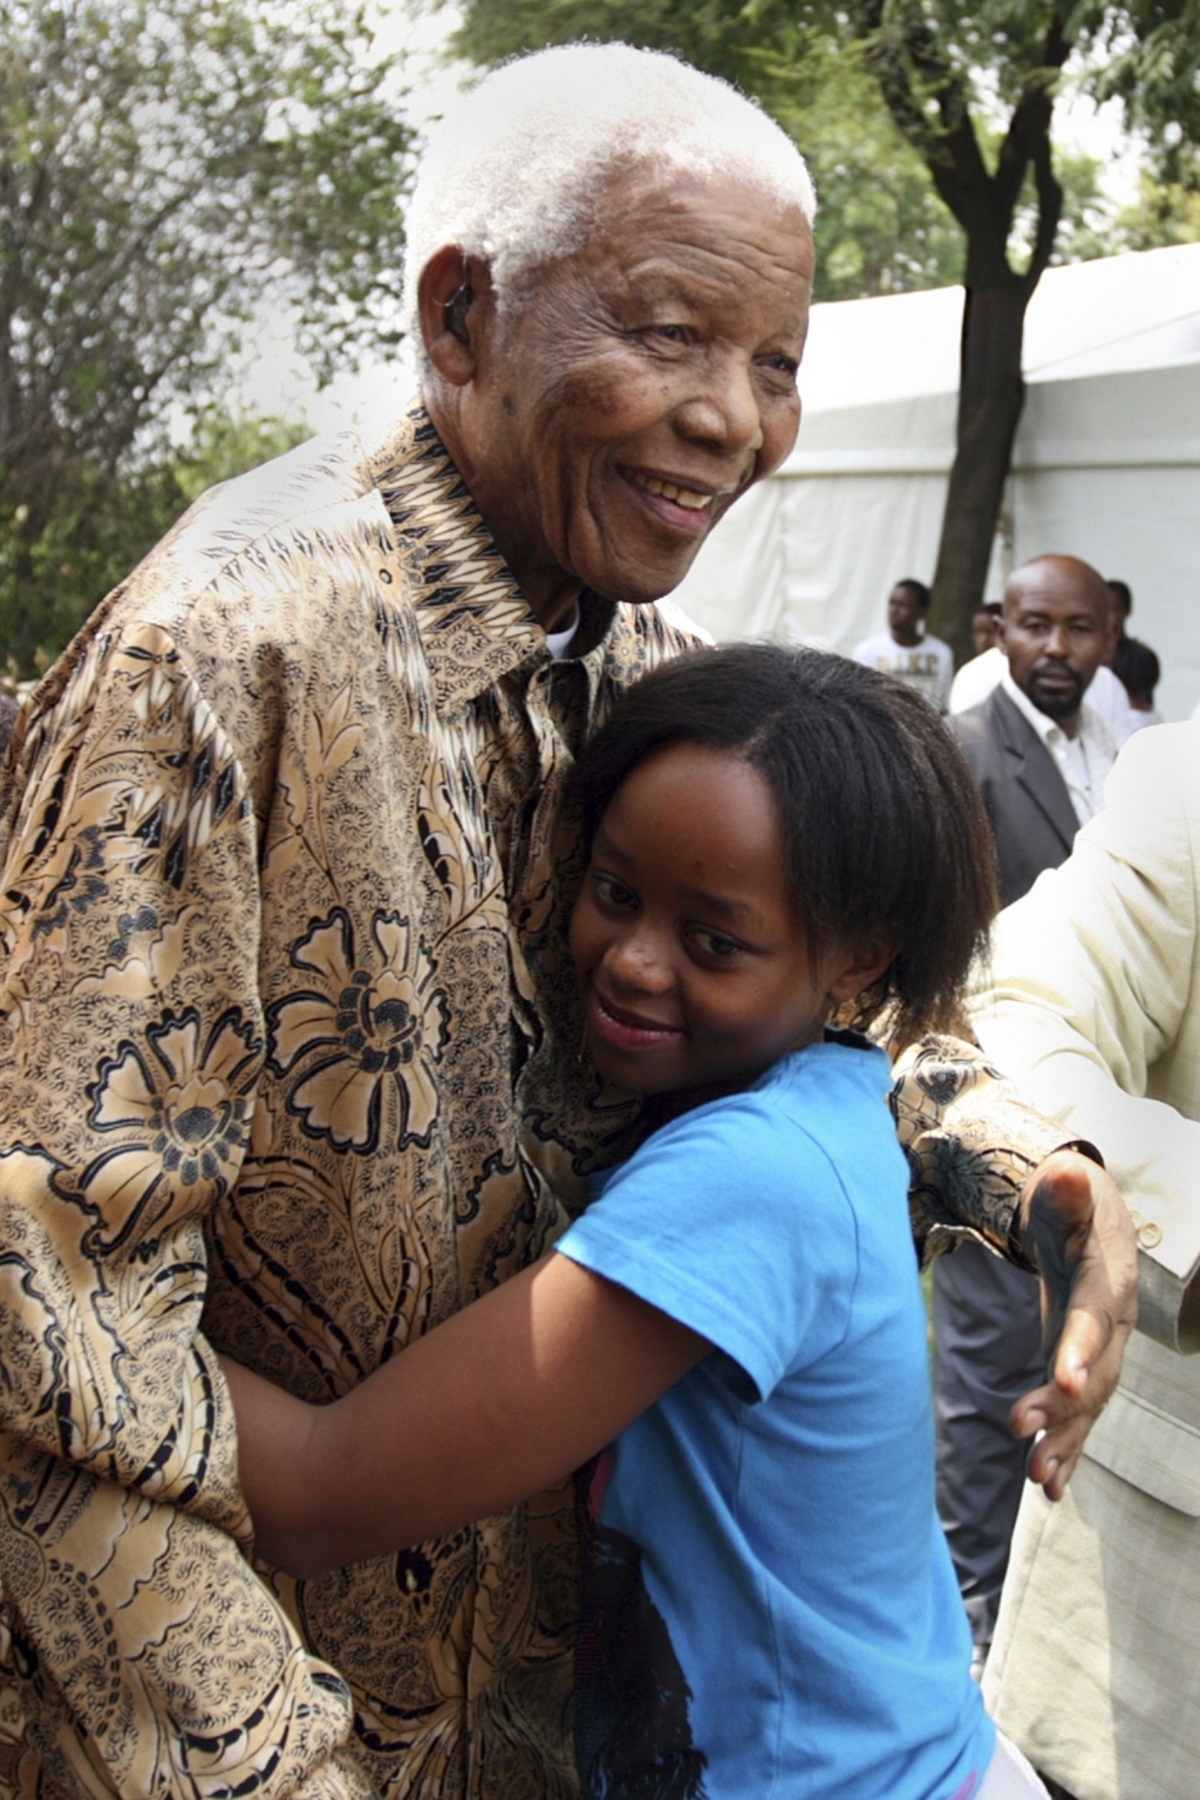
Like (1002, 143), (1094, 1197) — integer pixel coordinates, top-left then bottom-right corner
(690, 927), (746, 961)
(593, 870), (637, 911)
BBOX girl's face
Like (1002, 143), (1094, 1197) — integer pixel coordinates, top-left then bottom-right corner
(570, 743), (885, 1108)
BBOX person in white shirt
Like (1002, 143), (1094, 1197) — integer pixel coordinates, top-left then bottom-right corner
(853, 577), (954, 711)
(936, 555), (1118, 1676)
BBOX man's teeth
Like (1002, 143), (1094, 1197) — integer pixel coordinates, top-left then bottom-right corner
(630, 472), (712, 510)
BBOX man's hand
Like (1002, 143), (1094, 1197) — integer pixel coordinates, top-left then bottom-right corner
(1010, 1148), (1137, 1500)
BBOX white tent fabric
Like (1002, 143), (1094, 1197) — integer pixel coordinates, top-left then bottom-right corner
(673, 243), (1200, 719)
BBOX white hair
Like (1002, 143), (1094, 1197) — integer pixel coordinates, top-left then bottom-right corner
(400, 43), (816, 350)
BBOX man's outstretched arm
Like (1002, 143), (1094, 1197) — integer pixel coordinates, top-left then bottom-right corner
(890, 1035), (1137, 1498)
(1009, 1149), (1136, 1498)
(972, 722), (1200, 1352)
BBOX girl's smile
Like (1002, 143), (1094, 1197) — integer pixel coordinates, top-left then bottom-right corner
(588, 987), (687, 1050)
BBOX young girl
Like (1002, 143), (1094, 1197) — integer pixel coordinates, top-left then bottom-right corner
(224, 644), (1049, 1799)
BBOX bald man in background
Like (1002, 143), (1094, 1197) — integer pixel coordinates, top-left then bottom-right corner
(935, 556), (1117, 1671)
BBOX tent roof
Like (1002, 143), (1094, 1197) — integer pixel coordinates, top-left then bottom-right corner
(794, 241), (1200, 426)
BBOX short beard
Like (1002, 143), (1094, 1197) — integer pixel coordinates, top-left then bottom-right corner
(1028, 673), (1085, 723)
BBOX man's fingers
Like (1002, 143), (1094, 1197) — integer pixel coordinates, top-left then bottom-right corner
(1010, 1311), (1129, 1500)
(1025, 1423), (1081, 1502)
(1010, 1377), (1087, 1500)
(1049, 1295), (1118, 1398)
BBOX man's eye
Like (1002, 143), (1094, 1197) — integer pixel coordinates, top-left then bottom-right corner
(652, 323), (686, 343)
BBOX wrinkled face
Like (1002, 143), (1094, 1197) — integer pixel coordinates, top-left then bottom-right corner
(570, 744), (845, 1108)
(458, 168), (813, 614)
(1000, 563), (1111, 723)
(887, 583), (926, 642)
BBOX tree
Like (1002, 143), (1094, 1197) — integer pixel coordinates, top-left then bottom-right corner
(451, 0), (1200, 653)
(1, 1), (416, 674)
(0, 410), (310, 680)
(1065, 150), (1200, 259)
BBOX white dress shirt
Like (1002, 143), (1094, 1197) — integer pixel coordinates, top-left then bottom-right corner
(951, 647), (1134, 745)
(1000, 670), (1117, 824)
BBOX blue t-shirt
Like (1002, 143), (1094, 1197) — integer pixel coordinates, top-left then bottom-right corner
(557, 1036), (993, 1800)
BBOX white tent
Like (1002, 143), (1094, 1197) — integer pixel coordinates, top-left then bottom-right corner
(673, 243), (1200, 720)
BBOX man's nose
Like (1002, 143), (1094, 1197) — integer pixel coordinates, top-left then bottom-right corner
(675, 353), (764, 458)
(1044, 623), (1072, 658)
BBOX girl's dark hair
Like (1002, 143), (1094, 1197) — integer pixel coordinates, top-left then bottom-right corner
(575, 642), (998, 1048)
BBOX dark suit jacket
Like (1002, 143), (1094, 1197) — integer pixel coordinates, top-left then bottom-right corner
(952, 685), (1079, 906)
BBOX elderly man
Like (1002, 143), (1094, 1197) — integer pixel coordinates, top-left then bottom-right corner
(0, 44), (1133, 1800)
(935, 555), (1117, 1670)
(972, 721), (1200, 1800)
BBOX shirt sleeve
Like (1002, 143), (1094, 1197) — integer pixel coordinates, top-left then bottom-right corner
(970, 722), (1200, 1347)
(889, 1033), (1074, 1272)
(0, 621), (361, 1794)
(555, 1091), (859, 1404)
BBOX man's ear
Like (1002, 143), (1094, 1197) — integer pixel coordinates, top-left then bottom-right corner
(418, 247), (492, 385)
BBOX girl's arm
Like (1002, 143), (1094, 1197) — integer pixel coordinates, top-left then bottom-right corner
(221, 1252), (709, 1576)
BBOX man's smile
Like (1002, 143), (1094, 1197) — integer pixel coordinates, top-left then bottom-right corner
(623, 469), (722, 511)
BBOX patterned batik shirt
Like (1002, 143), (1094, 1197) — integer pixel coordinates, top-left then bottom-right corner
(0, 401), (1067, 1800)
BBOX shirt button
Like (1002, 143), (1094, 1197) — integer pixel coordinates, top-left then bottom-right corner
(1138, 1220), (1163, 1250)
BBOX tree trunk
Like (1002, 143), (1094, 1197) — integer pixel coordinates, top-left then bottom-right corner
(853, 2), (1071, 663)
(929, 277), (1033, 658)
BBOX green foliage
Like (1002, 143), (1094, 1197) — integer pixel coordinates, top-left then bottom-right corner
(451, 1), (1200, 294)
(1088, 0), (1200, 165)
(452, 2), (967, 299)
(755, 40), (967, 298)
(0, 0), (414, 676)
(1089, 153), (1200, 255)
(0, 410), (310, 677)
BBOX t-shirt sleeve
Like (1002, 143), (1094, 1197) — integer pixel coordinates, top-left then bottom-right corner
(555, 1093), (860, 1404)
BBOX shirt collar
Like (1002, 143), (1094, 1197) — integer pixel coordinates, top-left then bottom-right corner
(1000, 668), (1088, 746)
(366, 398), (616, 715)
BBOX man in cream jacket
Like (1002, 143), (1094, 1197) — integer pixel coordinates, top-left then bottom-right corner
(972, 720), (1200, 1800)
